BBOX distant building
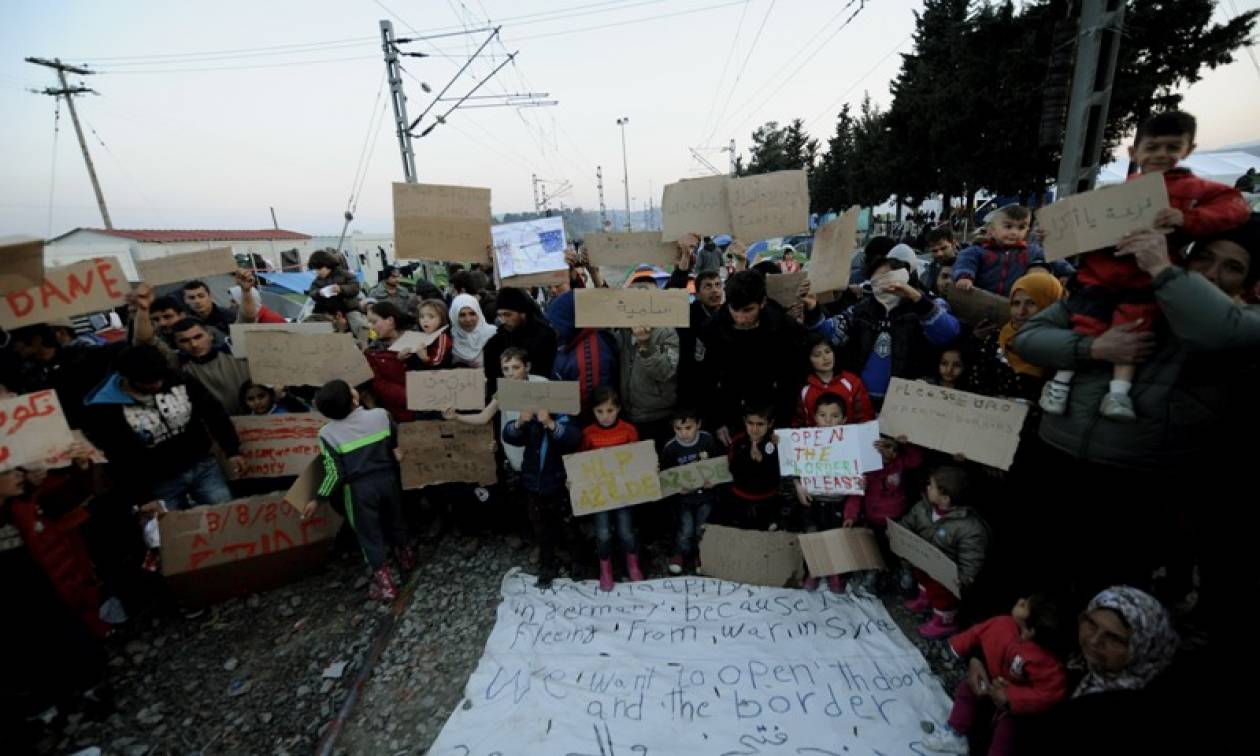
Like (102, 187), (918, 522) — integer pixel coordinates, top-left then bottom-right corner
(46, 227), (316, 279)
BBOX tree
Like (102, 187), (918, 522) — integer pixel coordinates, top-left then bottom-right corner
(736, 119), (819, 177)
(810, 104), (858, 212)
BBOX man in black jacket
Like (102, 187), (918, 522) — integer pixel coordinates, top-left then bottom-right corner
(481, 287), (558, 395)
(666, 238), (725, 410)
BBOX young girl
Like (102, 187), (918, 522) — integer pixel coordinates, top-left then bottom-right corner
(414, 298), (454, 369)
(792, 394), (850, 593)
(933, 348), (966, 390)
(238, 381), (308, 415)
(900, 466), (990, 639)
(842, 433), (923, 593)
(724, 403), (783, 531)
(578, 386), (644, 591)
(796, 333), (874, 426)
(449, 293), (497, 368)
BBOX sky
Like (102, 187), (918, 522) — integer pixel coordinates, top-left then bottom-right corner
(1, 0), (1257, 238)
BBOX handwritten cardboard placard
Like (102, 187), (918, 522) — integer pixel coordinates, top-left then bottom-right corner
(135, 247), (237, 286)
(393, 182), (493, 263)
(564, 440), (662, 516)
(878, 378), (1028, 470)
(799, 528), (887, 577)
(246, 331), (373, 387)
(583, 232), (676, 268)
(0, 390), (76, 472)
(698, 524), (805, 588)
(661, 175), (733, 240)
(496, 379), (581, 415)
(41, 430), (107, 469)
(945, 284), (1011, 327)
(228, 322), (333, 360)
(397, 421), (497, 489)
(492, 216), (569, 280)
(765, 271), (806, 308)
(807, 207), (860, 295)
(231, 414), (323, 478)
(887, 518), (960, 597)
(389, 329), (443, 353)
(658, 457), (733, 498)
(498, 268), (569, 288)
(0, 257), (128, 330)
(1036, 172), (1170, 261)
(776, 421), (884, 496)
(0, 235), (44, 295)
(406, 368), (486, 411)
(573, 287), (690, 328)
(728, 169), (810, 243)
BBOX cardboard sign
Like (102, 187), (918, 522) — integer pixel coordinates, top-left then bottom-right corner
(777, 421), (884, 496)
(564, 440), (662, 516)
(389, 329), (443, 353)
(807, 207), (860, 294)
(799, 528), (887, 576)
(135, 247), (237, 286)
(246, 331), (373, 387)
(406, 368), (486, 411)
(945, 284), (1011, 327)
(397, 421), (497, 489)
(887, 518), (960, 597)
(573, 287), (690, 328)
(496, 379), (581, 414)
(393, 182), (493, 263)
(0, 235), (44, 295)
(41, 430), (107, 469)
(661, 175), (733, 239)
(765, 271), (806, 308)
(0, 390), (76, 472)
(728, 169), (810, 243)
(878, 378), (1029, 470)
(583, 232), (676, 268)
(228, 322), (333, 360)
(231, 414), (323, 478)
(1036, 172), (1171, 261)
(497, 268), (569, 288)
(658, 457), (733, 498)
(697, 524), (805, 588)
(159, 492), (343, 605)
(283, 458), (320, 509)
(0, 257), (128, 329)
(492, 216), (569, 280)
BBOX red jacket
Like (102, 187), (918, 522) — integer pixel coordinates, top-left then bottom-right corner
(843, 443), (923, 527)
(579, 418), (639, 451)
(1078, 168), (1250, 290)
(796, 371), (875, 426)
(949, 615), (1067, 715)
(364, 349), (413, 422)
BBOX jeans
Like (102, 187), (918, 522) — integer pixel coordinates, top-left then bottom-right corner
(675, 495), (713, 557)
(151, 457), (233, 511)
(593, 507), (637, 559)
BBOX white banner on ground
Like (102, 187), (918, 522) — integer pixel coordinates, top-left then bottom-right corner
(429, 570), (951, 755)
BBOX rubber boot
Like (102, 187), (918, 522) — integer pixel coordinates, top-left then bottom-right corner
(598, 558), (615, 592)
(626, 552), (644, 582)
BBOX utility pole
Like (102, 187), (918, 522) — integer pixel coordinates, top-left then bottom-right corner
(1055, 0), (1126, 198)
(616, 117), (631, 231)
(26, 57), (113, 229)
(596, 166), (608, 228)
(380, 20), (418, 183)
(727, 138), (736, 175)
(647, 180), (655, 232)
(532, 174), (541, 213)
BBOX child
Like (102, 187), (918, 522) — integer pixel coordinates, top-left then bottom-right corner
(308, 379), (412, 603)
(796, 333), (875, 425)
(1040, 110), (1250, 421)
(792, 394), (851, 593)
(934, 264), (954, 296)
(952, 206), (1047, 296)
(923, 595), (1068, 755)
(238, 381), (307, 415)
(900, 465), (989, 639)
(842, 433), (923, 592)
(724, 403), (782, 531)
(501, 371), (582, 589)
(660, 407), (726, 575)
(934, 348), (966, 389)
(308, 249), (366, 337)
(579, 385), (644, 591)
(414, 298), (454, 369)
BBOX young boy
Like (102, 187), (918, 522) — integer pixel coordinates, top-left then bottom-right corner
(900, 465), (989, 639)
(660, 408), (726, 574)
(307, 249), (367, 338)
(308, 379), (412, 602)
(792, 394), (850, 592)
(1040, 110), (1251, 421)
(952, 206), (1047, 296)
(722, 403), (783, 531)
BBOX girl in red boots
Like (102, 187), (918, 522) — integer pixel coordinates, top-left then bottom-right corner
(579, 385), (645, 592)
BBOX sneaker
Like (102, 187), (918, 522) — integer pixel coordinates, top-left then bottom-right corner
(903, 589), (931, 614)
(826, 574), (845, 593)
(1099, 391), (1136, 422)
(1039, 380), (1070, 415)
(668, 554), (685, 575)
(918, 613), (958, 640)
(921, 724), (969, 754)
(368, 566), (398, 603)
(803, 576), (820, 591)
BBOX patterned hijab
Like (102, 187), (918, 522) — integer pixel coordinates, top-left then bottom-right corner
(998, 272), (1063, 377)
(1072, 586), (1179, 698)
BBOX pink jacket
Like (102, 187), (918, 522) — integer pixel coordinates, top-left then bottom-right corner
(843, 444), (923, 527)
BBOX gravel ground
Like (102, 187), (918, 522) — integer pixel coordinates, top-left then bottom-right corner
(43, 532), (964, 756)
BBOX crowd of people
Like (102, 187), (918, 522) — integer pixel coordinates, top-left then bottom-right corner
(3, 110), (1256, 753)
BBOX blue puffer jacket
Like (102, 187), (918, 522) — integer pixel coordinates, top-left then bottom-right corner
(545, 290), (617, 416)
(952, 241), (1047, 296)
(501, 414), (581, 495)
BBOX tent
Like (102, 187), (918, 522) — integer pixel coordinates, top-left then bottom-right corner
(1096, 149), (1260, 187)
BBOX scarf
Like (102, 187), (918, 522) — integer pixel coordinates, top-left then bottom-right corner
(998, 272), (1063, 378)
(1071, 586), (1178, 698)
(871, 268), (910, 311)
(450, 294), (497, 366)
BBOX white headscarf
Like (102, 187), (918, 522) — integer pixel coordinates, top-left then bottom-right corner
(450, 293), (497, 367)
(887, 243), (924, 278)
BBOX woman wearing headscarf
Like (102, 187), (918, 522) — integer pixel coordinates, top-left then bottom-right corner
(449, 293), (497, 369)
(966, 272), (1064, 401)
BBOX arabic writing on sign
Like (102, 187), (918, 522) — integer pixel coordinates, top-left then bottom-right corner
(406, 368), (486, 411)
(574, 289), (690, 328)
(1035, 172), (1170, 261)
(0, 390), (75, 471)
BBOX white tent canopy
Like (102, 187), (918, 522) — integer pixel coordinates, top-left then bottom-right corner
(1096, 149), (1260, 186)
